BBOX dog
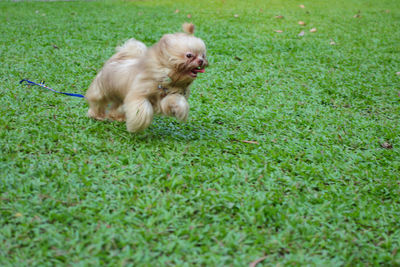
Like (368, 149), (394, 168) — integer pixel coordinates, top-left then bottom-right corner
(85, 23), (208, 132)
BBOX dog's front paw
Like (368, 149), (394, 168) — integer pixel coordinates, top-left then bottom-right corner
(171, 102), (189, 121)
(161, 94), (189, 122)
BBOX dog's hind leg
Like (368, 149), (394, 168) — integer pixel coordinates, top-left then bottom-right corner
(107, 102), (126, 122)
(85, 78), (107, 121)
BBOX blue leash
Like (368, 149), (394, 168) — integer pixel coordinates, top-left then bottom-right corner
(19, 79), (85, 98)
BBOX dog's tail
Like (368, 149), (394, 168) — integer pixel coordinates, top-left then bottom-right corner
(183, 22), (195, 35)
(115, 38), (147, 59)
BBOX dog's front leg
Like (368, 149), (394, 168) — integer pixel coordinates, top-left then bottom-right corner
(123, 95), (154, 133)
(160, 94), (189, 122)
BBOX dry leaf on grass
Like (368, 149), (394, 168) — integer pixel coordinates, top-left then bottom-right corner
(207, 188), (219, 192)
(234, 14), (239, 18)
(174, 9), (180, 13)
(298, 21), (306, 26)
(354, 11), (361, 18)
(249, 256), (267, 267)
(330, 40), (336, 45)
(274, 15), (284, 19)
(240, 140), (259, 145)
(299, 4), (305, 8)
(310, 28), (317, 33)
(381, 142), (393, 149)
(274, 30), (283, 33)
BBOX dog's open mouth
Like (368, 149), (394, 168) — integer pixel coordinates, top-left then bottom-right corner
(189, 67), (205, 78)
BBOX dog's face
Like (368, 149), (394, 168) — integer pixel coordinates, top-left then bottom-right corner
(157, 33), (208, 83)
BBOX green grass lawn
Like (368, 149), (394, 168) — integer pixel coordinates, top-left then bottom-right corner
(1, 0), (400, 265)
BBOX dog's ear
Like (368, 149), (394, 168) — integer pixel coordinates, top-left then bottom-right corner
(182, 23), (195, 35)
(156, 35), (170, 55)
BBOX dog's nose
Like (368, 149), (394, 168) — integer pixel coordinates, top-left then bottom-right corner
(198, 59), (204, 66)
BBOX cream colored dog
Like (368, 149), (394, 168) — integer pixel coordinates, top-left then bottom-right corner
(85, 23), (208, 132)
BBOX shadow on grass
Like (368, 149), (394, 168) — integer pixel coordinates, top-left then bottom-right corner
(84, 116), (223, 143)
(143, 117), (222, 141)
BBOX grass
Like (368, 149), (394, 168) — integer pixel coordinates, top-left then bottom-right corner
(1, 0), (400, 265)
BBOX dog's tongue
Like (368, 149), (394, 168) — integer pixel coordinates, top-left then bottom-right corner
(193, 68), (205, 73)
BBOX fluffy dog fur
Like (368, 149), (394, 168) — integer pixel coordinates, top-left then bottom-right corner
(85, 23), (208, 132)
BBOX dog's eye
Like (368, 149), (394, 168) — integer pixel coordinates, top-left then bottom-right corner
(186, 53), (194, 59)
